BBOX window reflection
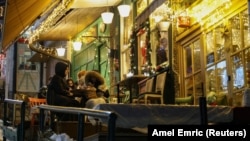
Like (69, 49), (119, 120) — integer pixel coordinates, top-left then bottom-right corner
(206, 31), (215, 65)
(185, 46), (192, 76)
(232, 53), (244, 89)
(230, 14), (241, 52)
(193, 40), (201, 72)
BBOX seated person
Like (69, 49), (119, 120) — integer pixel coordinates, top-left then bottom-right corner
(66, 78), (77, 91)
(85, 70), (110, 100)
(47, 62), (80, 121)
(72, 70), (108, 108)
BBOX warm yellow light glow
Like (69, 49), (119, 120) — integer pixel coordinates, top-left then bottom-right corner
(118, 4), (131, 17)
(101, 12), (114, 24)
(189, 0), (231, 24)
(153, 15), (163, 23)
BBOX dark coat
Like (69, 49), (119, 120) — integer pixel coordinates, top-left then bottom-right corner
(47, 62), (79, 107)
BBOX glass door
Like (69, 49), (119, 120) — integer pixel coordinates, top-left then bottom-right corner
(183, 38), (202, 104)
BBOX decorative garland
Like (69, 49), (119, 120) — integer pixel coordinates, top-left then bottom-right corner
(129, 26), (136, 74)
(128, 20), (153, 75)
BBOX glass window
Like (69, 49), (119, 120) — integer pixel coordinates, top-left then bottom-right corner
(183, 38), (203, 104)
(242, 10), (250, 48)
(206, 31), (215, 65)
(194, 72), (202, 103)
(193, 39), (201, 72)
(232, 53), (244, 90)
(216, 61), (227, 92)
(185, 76), (193, 95)
(230, 14), (241, 52)
(206, 61), (227, 92)
(215, 25), (226, 60)
(184, 45), (192, 76)
(206, 66), (216, 93)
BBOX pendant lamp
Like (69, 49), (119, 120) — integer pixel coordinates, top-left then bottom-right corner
(101, 0), (114, 24)
(118, 3), (130, 17)
(57, 47), (65, 56)
(101, 11), (114, 24)
(73, 41), (82, 51)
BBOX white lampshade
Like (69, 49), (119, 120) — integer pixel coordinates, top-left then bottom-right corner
(157, 21), (171, 31)
(118, 4), (130, 17)
(101, 12), (114, 24)
(73, 41), (82, 51)
(56, 47), (65, 56)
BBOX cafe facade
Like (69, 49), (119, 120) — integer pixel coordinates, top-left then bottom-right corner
(0, 0), (250, 107)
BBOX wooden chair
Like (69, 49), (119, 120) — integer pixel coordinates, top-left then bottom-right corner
(28, 97), (46, 127)
(137, 71), (167, 104)
(133, 76), (155, 103)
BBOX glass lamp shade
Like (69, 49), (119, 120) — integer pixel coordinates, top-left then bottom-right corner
(73, 41), (82, 51)
(56, 47), (66, 56)
(101, 12), (114, 24)
(118, 4), (130, 17)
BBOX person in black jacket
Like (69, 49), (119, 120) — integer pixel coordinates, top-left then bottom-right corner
(47, 62), (80, 121)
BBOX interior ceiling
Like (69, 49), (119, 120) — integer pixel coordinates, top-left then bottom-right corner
(38, 0), (122, 41)
(38, 7), (107, 41)
(2, 0), (121, 51)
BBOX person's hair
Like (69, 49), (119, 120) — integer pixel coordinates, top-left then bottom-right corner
(77, 70), (87, 79)
(55, 62), (68, 77)
(66, 78), (74, 84)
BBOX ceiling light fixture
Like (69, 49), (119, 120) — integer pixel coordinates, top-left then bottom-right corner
(118, 1), (131, 17)
(101, 9), (114, 24)
(73, 41), (82, 51)
(57, 47), (66, 56)
(101, 0), (114, 24)
(57, 41), (66, 56)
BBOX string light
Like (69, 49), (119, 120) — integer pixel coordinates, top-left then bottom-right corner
(29, 0), (72, 42)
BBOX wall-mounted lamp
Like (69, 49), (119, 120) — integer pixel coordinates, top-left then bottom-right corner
(57, 47), (66, 56)
(118, 4), (130, 17)
(73, 41), (82, 51)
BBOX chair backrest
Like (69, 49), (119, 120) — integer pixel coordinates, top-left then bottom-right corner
(28, 97), (46, 107)
(155, 71), (167, 95)
(145, 77), (155, 92)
